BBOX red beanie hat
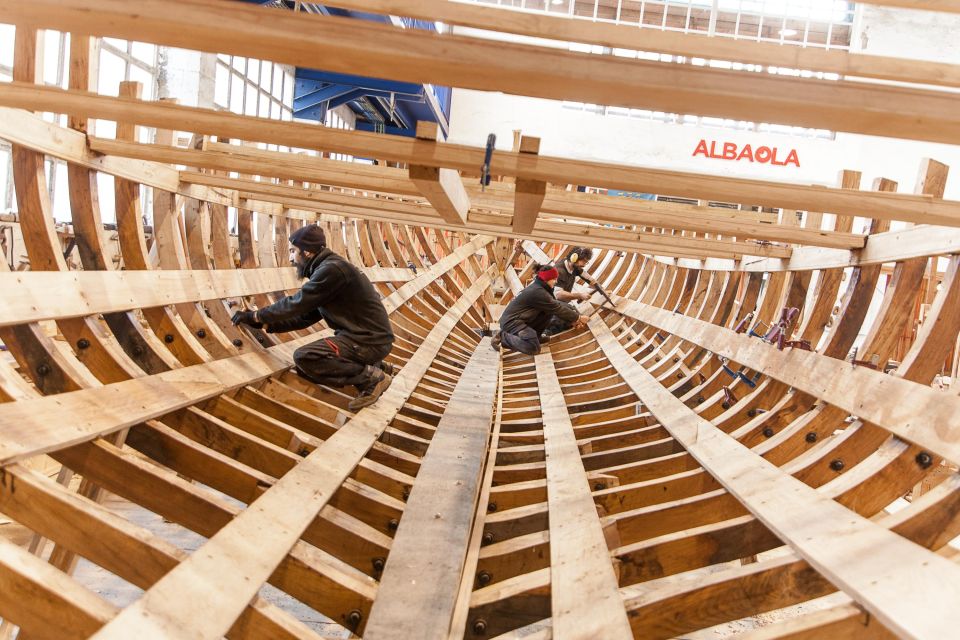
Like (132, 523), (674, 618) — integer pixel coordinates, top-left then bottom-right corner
(537, 266), (560, 282)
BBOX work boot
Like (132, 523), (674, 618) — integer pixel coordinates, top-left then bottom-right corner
(539, 334), (551, 344)
(490, 334), (501, 351)
(349, 368), (392, 411)
(379, 361), (395, 376)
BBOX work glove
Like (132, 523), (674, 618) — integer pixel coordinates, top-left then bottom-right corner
(231, 310), (263, 329)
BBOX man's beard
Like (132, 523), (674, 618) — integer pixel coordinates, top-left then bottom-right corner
(295, 254), (311, 279)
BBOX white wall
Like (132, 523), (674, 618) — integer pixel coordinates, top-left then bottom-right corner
(447, 6), (960, 200)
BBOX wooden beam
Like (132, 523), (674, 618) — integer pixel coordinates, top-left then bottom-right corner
(513, 136), (545, 235)
(3, 87), (953, 229)
(2, 1), (959, 143)
(590, 317), (960, 640)
(408, 121), (470, 226)
(534, 351), (632, 640)
(364, 341), (499, 638)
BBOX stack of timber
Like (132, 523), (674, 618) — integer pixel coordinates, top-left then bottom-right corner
(0, 1), (959, 638)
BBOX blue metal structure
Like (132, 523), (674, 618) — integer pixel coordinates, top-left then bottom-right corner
(241, 1), (452, 137)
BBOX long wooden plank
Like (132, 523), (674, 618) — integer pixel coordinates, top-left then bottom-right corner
(0, 266), (410, 326)
(605, 293), (960, 467)
(590, 317), (960, 640)
(2, 1), (959, 144)
(6, 88), (959, 229)
(89, 269), (494, 640)
(0, 239), (491, 466)
(364, 341), (499, 638)
(534, 351), (632, 640)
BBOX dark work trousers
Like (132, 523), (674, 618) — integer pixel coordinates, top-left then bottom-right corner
(293, 335), (392, 388)
(500, 314), (551, 356)
(544, 309), (576, 336)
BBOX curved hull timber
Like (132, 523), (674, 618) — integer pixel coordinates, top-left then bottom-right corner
(1, 1), (960, 639)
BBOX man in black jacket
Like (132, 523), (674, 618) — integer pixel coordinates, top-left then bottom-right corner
(493, 264), (589, 355)
(545, 246), (594, 336)
(231, 224), (394, 411)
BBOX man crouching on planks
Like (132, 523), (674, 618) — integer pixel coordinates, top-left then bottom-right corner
(232, 224), (394, 411)
(492, 263), (590, 355)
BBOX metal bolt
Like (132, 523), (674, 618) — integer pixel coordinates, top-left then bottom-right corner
(762, 427), (774, 438)
(76, 338), (90, 350)
(673, 357), (680, 363)
(36, 363), (51, 377)
(346, 610), (362, 627)
(655, 356), (661, 362)
(747, 409), (757, 418)
(721, 402), (731, 410)
(372, 557), (385, 572)
(472, 619), (487, 635)
(593, 482), (604, 491)
(232, 338), (243, 348)
(132, 345), (144, 357)
(695, 396), (705, 403)
(487, 502), (497, 513)
(196, 329), (206, 339)
(482, 532), (495, 545)
(402, 488), (410, 501)
(916, 451), (934, 469)
(830, 459), (845, 472)
(676, 372), (683, 379)
(387, 518), (399, 531)
(805, 432), (818, 443)
(477, 571), (491, 586)
(164, 334), (175, 344)
(256, 334), (265, 344)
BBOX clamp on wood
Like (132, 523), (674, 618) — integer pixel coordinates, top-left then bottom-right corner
(480, 133), (496, 191)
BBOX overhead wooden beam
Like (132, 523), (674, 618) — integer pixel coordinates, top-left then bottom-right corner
(512, 136), (546, 235)
(326, 0), (960, 89)
(2, 86), (955, 228)
(2, 1), (959, 143)
(408, 121), (470, 226)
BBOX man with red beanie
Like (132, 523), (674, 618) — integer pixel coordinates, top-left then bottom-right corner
(492, 264), (589, 355)
(231, 224), (394, 411)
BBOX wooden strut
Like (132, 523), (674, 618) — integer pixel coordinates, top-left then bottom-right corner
(0, 4), (959, 640)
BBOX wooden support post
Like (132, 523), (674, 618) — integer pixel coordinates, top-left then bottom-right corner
(512, 136), (545, 234)
(408, 121), (470, 225)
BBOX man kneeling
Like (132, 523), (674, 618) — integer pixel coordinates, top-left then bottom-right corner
(493, 264), (589, 355)
(232, 224), (394, 411)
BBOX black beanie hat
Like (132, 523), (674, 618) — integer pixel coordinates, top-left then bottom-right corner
(289, 225), (326, 253)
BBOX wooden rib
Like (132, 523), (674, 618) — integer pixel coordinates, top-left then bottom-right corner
(364, 341), (498, 638)
(88, 269), (493, 640)
(409, 121), (470, 226)
(534, 350), (632, 640)
(591, 317), (960, 639)
(2, 1), (959, 143)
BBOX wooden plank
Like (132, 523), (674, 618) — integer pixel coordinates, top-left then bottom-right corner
(534, 351), (632, 640)
(590, 317), (960, 640)
(364, 342), (499, 638)
(0, 266), (409, 326)
(88, 269), (494, 640)
(513, 136), (545, 235)
(15, 90), (953, 229)
(409, 121), (470, 226)
(2, 2), (959, 144)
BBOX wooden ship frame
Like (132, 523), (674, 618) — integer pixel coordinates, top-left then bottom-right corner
(1, 0), (960, 638)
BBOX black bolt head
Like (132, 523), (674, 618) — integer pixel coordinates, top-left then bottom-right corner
(472, 619), (487, 635)
(482, 532), (495, 545)
(762, 427), (774, 438)
(132, 345), (144, 357)
(805, 432), (818, 443)
(164, 334), (175, 344)
(346, 610), (362, 626)
(695, 396), (705, 403)
(196, 329), (206, 339)
(593, 482), (604, 491)
(487, 502), (497, 512)
(830, 459), (845, 472)
(721, 402), (731, 410)
(76, 338), (91, 350)
(36, 363), (51, 376)
(232, 338), (243, 348)
(387, 518), (399, 531)
(372, 557), (385, 572)
(477, 571), (491, 586)
(748, 409), (757, 418)
(916, 451), (934, 469)
(256, 334), (265, 344)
